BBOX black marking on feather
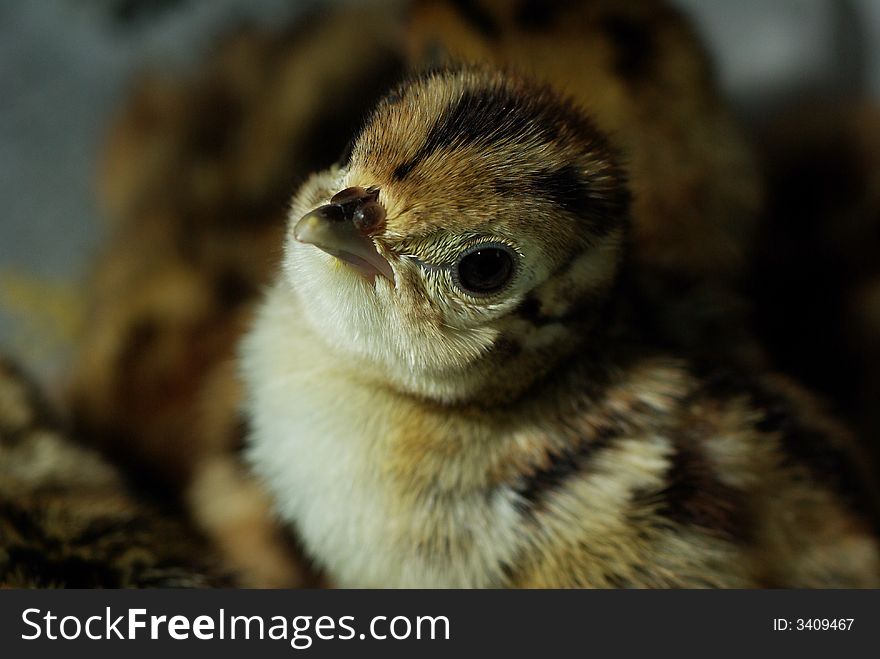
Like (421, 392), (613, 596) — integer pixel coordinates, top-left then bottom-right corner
(512, 266), (614, 330)
(696, 368), (880, 530)
(512, 294), (567, 328)
(532, 165), (594, 217)
(645, 442), (751, 541)
(494, 558), (519, 586)
(513, 424), (619, 510)
(531, 165), (627, 236)
(392, 160), (417, 181)
(515, 297), (543, 324)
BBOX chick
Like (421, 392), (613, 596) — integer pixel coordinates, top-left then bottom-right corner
(242, 67), (880, 588)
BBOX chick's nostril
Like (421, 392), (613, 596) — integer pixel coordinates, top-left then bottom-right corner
(330, 186), (369, 205)
(313, 204), (346, 223)
(352, 201), (386, 235)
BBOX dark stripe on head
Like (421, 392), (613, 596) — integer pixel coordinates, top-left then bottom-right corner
(490, 163), (628, 237)
(531, 165), (594, 217)
(529, 165), (628, 236)
(393, 84), (561, 181)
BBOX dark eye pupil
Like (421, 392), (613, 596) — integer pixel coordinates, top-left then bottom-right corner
(457, 248), (514, 294)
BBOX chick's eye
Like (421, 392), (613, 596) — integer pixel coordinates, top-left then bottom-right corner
(455, 245), (516, 295)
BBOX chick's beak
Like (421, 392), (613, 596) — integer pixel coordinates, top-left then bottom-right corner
(294, 205), (395, 284)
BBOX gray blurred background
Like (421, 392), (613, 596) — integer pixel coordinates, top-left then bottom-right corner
(1, 0), (879, 381)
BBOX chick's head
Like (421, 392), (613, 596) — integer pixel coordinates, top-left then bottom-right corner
(285, 67), (630, 403)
